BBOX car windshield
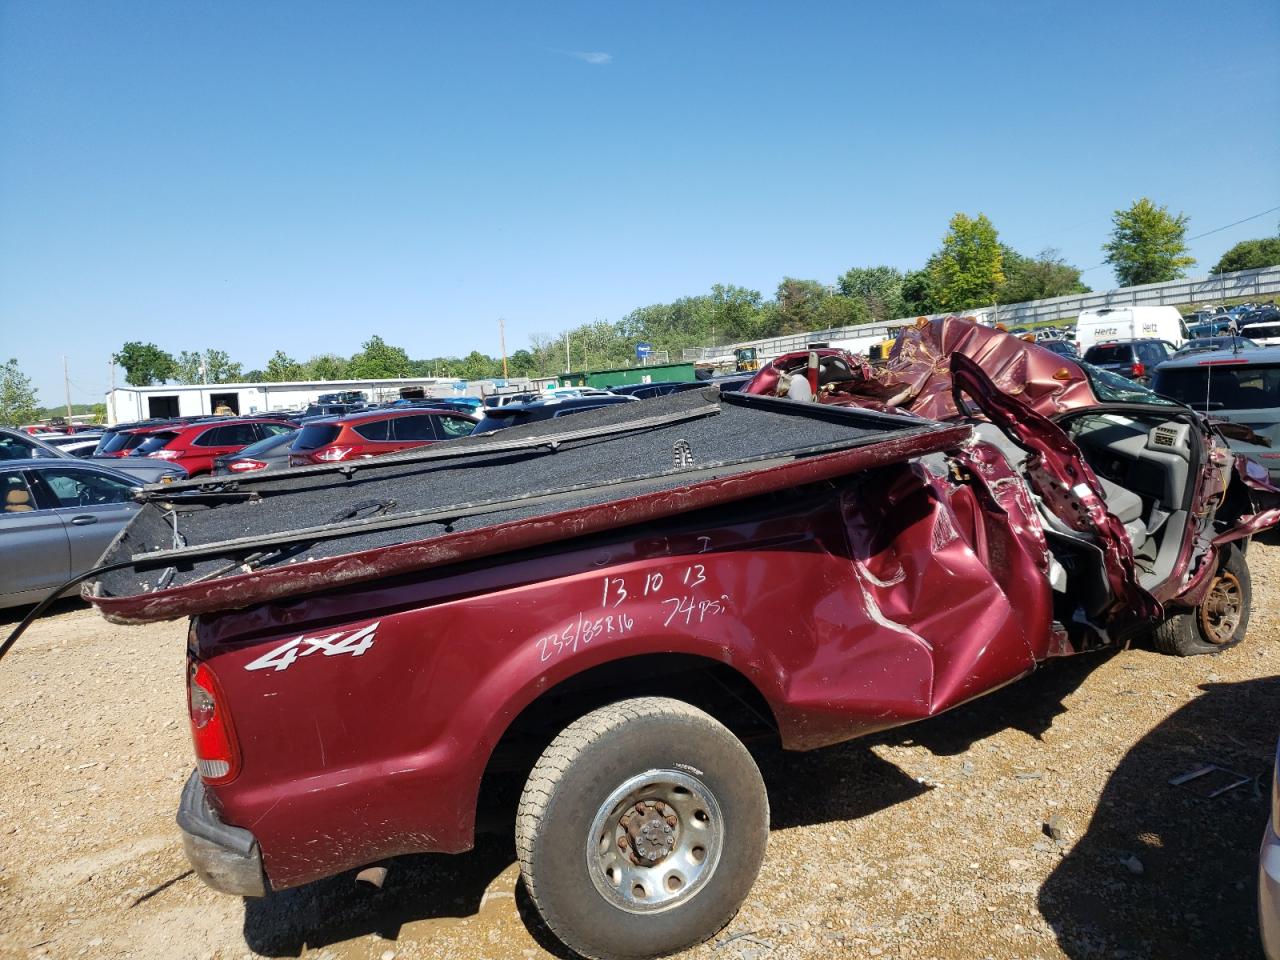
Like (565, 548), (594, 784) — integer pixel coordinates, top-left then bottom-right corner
(1078, 362), (1179, 406)
(1083, 344), (1130, 364)
(97, 431), (137, 454)
(132, 431), (179, 454)
(1154, 362), (1280, 410)
(294, 423), (341, 449)
(235, 431), (298, 458)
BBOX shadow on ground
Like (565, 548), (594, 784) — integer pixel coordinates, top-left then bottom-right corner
(0, 596), (87, 626)
(1039, 675), (1277, 959)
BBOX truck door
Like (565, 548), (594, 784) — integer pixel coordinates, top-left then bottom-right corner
(948, 353), (1161, 632)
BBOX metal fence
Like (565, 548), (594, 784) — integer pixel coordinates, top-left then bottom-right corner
(682, 264), (1280, 364)
(987, 263), (1280, 326)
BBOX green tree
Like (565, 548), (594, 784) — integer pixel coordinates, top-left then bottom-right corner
(347, 336), (411, 379)
(0, 358), (39, 425)
(774, 278), (831, 333)
(174, 349), (243, 384)
(114, 341), (176, 386)
(454, 351), (501, 380)
(900, 268), (937, 316)
(837, 266), (907, 320)
(264, 350), (306, 382)
(305, 354), (350, 381)
(708, 284), (767, 341)
(507, 349), (538, 377)
(928, 213), (1005, 311)
(999, 247), (1090, 304)
(1211, 236), (1280, 274)
(1102, 198), (1195, 286)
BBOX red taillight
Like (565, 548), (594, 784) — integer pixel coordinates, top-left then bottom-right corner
(1132, 361), (1145, 378)
(228, 459), (265, 472)
(150, 448), (181, 460)
(187, 660), (240, 784)
(313, 446), (352, 462)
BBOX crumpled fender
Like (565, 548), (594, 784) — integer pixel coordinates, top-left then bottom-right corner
(1213, 455), (1280, 546)
(948, 352), (1163, 630)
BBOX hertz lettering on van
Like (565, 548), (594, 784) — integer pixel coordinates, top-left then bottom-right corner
(1095, 326), (1118, 336)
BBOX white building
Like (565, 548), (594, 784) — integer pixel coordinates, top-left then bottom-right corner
(104, 376), (544, 425)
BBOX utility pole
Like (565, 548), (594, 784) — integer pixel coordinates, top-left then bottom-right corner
(565, 335), (570, 374)
(108, 358), (117, 426)
(63, 356), (73, 419)
(499, 318), (508, 379)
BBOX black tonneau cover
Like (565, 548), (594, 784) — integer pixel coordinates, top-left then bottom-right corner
(88, 388), (963, 614)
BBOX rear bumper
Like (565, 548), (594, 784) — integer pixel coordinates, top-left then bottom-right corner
(1263, 814), (1280, 960)
(177, 771), (267, 897)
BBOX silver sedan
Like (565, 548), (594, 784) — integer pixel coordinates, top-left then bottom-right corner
(0, 459), (143, 610)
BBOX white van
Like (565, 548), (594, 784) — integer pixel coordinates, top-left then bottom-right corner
(1075, 306), (1189, 354)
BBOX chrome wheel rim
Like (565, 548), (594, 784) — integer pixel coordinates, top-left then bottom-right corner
(586, 768), (723, 914)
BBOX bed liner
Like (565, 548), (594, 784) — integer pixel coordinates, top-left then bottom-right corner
(86, 387), (972, 623)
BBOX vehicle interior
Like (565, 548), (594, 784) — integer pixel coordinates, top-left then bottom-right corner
(974, 404), (1203, 616)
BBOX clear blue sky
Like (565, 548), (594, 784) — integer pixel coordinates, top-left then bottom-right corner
(2, 0), (1278, 404)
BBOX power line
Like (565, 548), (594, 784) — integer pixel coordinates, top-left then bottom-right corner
(1079, 202), (1280, 274)
(1185, 203), (1280, 242)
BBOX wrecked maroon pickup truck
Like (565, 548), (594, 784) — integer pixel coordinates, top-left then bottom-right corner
(53, 318), (1277, 960)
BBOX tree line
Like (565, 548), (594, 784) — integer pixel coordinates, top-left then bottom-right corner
(94, 201), (1280, 390)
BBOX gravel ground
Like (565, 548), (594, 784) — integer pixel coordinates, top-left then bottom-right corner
(1, 535), (1277, 960)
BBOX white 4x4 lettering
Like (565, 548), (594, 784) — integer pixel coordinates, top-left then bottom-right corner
(245, 622), (379, 673)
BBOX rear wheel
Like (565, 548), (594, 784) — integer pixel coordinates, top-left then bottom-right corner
(515, 697), (768, 960)
(1150, 545), (1251, 657)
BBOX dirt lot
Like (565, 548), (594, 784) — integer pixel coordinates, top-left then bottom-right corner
(2, 537), (1277, 960)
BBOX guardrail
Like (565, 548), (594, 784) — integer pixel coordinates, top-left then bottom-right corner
(683, 264), (1280, 364)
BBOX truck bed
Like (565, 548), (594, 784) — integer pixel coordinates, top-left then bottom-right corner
(87, 387), (971, 623)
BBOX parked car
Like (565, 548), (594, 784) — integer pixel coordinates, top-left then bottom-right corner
(135, 419), (299, 476)
(45, 438), (104, 458)
(1040, 339), (1080, 358)
(316, 391), (367, 405)
(1170, 336), (1259, 357)
(482, 392), (542, 408)
(1076, 306), (1188, 354)
(301, 402), (364, 419)
(609, 381), (705, 400)
(1081, 339), (1177, 384)
(1261, 732), (1280, 959)
(288, 408), (478, 466)
(61, 323), (1278, 960)
(1187, 319), (1236, 339)
(212, 429), (300, 475)
(0, 426), (186, 484)
(1152, 346), (1280, 481)
(1247, 320), (1280, 347)
(33, 432), (104, 451)
(391, 397), (483, 414)
(0, 459), (144, 609)
(470, 394), (639, 435)
(93, 417), (228, 458)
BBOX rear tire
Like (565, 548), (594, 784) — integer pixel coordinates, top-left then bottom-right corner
(515, 697), (768, 960)
(1150, 545), (1251, 657)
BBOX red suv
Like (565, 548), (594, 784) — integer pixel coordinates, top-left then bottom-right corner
(136, 419), (298, 476)
(288, 408), (477, 466)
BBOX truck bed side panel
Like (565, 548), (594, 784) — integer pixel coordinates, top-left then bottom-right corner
(195, 466), (1051, 890)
